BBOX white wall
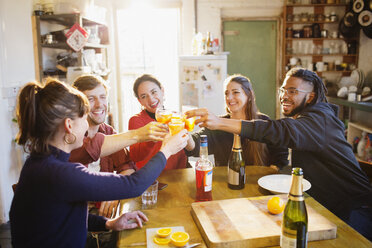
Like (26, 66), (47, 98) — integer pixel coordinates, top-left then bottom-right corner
(0, 0), (35, 223)
(196, 0), (284, 42)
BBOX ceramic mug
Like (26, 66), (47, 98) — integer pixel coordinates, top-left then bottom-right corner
(316, 62), (324, 72)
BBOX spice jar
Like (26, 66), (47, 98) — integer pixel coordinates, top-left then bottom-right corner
(303, 25), (312, 38)
(321, 29), (328, 38)
(330, 12), (338, 22)
(287, 14), (294, 22)
(286, 27), (293, 38)
(325, 14), (331, 22)
(300, 13), (309, 22)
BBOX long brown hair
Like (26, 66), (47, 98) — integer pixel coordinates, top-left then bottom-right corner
(16, 78), (89, 155)
(225, 74), (269, 166)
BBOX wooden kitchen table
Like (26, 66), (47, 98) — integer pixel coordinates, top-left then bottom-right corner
(117, 166), (372, 248)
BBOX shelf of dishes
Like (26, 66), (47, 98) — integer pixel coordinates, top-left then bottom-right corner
(41, 43), (108, 49)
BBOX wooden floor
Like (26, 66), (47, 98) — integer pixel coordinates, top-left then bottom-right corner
(0, 222), (11, 248)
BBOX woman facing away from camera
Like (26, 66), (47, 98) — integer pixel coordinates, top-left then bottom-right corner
(185, 74), (289, 169)
(9, 78), (188, 247)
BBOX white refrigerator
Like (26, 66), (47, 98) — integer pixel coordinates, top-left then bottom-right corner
(178, 54), (228, 116)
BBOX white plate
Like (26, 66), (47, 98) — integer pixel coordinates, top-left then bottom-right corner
(258, 174), (311, 194)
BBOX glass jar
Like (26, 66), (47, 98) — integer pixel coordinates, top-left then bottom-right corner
(303, 25), (312, 38)
(286, 27), (294, 38)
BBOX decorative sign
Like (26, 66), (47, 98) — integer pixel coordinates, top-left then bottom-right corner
(65, 23), (89, 52)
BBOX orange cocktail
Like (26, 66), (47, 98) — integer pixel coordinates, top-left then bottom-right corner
(184, 116), (195, 131)
(168, 113), (185, 135)
(155, 108), (172, 124)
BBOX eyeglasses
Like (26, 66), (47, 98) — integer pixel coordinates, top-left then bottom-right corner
(278, 87), (311, 96)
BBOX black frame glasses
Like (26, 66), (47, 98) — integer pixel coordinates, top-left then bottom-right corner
(278, 87), (311, 96)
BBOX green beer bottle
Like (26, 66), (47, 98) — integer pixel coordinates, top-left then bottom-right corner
(281, 167), (308, 248)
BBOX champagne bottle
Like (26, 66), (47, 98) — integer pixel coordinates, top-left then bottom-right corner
(195, 135), (213, 201)
(281, 167), (308, 248)
(206, 31), (213, 54)
(227, 134), (246, 189)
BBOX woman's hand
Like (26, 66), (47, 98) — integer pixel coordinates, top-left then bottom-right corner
(160, 130), (188, 159)
(134, 121), (168, 142)
(105, 210), (148, 231)
(185, 108), (222, 130)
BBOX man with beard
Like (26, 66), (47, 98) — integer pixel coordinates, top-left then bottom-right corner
(186, 68), (372, 241)
(70, 75), (167, 215)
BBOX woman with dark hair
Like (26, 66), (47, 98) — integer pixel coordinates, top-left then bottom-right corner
(10, 78), (188, 247)
(185, 74), (288, 168)
(129, 74), (188, 170)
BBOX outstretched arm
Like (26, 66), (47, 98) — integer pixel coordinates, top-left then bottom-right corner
(186, 108), (242, 134)
(100, 122), (168, 157)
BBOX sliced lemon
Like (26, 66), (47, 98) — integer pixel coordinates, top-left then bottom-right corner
(153, 236), (171, 245)
(156, 227), (172, 238)
(170, 231), (190, 247)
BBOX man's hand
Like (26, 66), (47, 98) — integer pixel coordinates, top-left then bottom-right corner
(99, 200), (119, 218)
(185, 108), (221, 130)
(134, 121), (168, 143)
(105, 211), (149, 231)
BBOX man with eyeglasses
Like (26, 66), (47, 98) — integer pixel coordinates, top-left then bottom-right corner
(186, 67), (372, 241)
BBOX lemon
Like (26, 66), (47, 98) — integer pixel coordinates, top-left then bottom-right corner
(153, 236), (171, 245)
(267, 196), (285, 215)
(170, 231), (190, 247)
(156, 227), (172, 238)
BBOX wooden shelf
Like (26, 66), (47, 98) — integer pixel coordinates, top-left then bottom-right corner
(39, 13), (107, 26)
(285, 54), (357, 56)
(318, 70), (352, 73)
(286, 38), (358, 41)
(349, 122), (372, 133)
(41, 42), (107, 49)
(286, 21), (339, 24)
(282, 3), (358, 80)
(327, 97), (372, 113)
(286, 4), (348, 7)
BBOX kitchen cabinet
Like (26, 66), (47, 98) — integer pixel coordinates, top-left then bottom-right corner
(328, 97), (372, 172)
(282, 2), (359, 79)
(31, 13), (109, 83)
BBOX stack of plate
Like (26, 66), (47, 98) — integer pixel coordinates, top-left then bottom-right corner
(350, 69), (365, 90)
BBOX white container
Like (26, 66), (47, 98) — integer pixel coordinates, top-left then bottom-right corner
(54, 0), (94, 15)
(66, 66), (91, 85)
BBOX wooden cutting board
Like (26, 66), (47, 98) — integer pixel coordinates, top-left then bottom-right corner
(191, 195), (337, 248)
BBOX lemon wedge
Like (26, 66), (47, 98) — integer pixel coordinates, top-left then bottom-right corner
(156, 227), (172, 237)
(153, 236), (171, 245)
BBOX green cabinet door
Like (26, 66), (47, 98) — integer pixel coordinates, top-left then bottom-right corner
(223, 21), (277, 118)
